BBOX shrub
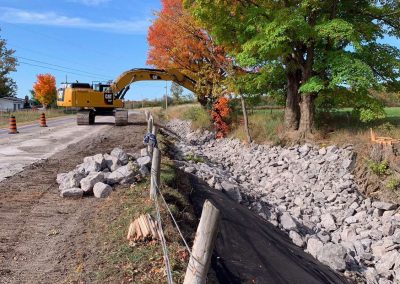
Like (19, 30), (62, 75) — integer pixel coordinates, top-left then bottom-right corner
(182, 106), (211, 130)
(386, 176), (400, 191)
(368, 160), (389, 176)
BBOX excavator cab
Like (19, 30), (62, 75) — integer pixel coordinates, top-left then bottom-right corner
(57, 82), (126, 126)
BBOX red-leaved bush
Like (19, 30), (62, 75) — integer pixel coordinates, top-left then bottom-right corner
(211, 97), (231, 138)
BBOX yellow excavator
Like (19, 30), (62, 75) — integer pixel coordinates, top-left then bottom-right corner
(57, 68), (196, 125)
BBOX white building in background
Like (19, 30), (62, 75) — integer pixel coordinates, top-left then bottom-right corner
(0, 97), (25, 111)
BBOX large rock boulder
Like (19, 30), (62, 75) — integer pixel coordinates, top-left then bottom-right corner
(139, 165), (150, 176)
(107, 164), (135, 185)
(80, 172), (104, 192)
(221, 181), (242, 203)
(104, 153), (121, 172)
(372, 201), (398, 211)
(307, 238), (324, 258)
(316, 243), (347, 272)
(289, 230), (305, 247)
(56, 173), (67, 184)
(137, 155), (152, 168)
(60, 187), (84, 198)
(58, 170), (85, 190)
(375, 250), (400, 276)
(93, 182), (112, 198)
(76, 154), (105, 174)
(280, 212), (297, 231)
(321, 213), (337, 231)
(111, 147), (129, 165)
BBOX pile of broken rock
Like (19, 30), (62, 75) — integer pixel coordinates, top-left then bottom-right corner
(57, 147), (152, 199)
(167, 119), (400, 284)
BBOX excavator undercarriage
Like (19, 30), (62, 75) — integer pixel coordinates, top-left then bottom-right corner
(76, 109), (128, 126)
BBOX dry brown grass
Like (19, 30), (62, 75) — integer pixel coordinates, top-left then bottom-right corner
(159, 104), (211, 130)
(0, 109), (71, 128)
(230, 110), (285, 145)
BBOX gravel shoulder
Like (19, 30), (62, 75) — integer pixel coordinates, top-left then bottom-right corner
(0, 116), (115, 182)
(0, 114), (146, 283)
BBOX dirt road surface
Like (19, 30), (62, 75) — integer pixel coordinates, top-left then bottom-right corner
(0, 116), (115, 182)
(0, 113), (146, 283)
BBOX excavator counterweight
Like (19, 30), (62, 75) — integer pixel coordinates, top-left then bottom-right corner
(56, 68), (196, 126)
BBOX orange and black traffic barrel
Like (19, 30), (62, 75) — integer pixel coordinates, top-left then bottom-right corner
(8, 116), (18, 134)
(40, 113), (48, 127)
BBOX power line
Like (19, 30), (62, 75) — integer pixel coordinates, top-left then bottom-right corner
(9, 43), (111, 74)
(6, 24), (130, 63)
(16, 56), (111, 79)
(18, 61), (108, 80)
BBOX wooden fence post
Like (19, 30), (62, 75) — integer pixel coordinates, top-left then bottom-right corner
(150, 147), (161, 200)
(184, 200), (220, 284)
(147, 117), (153, 134)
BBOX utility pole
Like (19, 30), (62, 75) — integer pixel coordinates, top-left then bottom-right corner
(165, 81), (168, 110)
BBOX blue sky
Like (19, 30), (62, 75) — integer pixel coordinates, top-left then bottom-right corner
(0, 0), (185, 101)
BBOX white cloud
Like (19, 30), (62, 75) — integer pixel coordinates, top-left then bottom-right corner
(0, 7), (149, 34)
(67, 0), (111, 6)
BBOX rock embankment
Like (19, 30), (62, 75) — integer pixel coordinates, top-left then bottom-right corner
(167, 119), (400, 284)
(56, 147), (151, 199)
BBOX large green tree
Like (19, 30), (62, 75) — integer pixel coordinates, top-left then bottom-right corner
(185, 0), (400, 138)
(0, 33), (18, 98)
(170, 82), (184, 102)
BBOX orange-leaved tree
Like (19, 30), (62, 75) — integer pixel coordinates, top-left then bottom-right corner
(147, 0), (230, 106)
(33, 74), (57, 109)
(211, 97), (231, 138)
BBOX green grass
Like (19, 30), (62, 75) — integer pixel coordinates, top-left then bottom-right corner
(0, 108), (72, 128)
(184, 153), (206, 163)
(384, 107), (400, 118)
(317, 107), (400, 138)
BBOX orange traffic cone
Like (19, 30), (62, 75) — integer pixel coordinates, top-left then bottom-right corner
(40, 113), (48, 127)
(8, 116), (18, 134)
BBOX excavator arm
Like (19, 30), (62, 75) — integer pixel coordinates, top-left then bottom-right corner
(111, 68), (196, 100)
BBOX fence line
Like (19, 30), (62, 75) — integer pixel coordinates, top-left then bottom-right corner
(143, 111), (220, 284)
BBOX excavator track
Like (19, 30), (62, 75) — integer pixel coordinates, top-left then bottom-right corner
(115, 109), (128, 126)
(77, 110), (95, 125)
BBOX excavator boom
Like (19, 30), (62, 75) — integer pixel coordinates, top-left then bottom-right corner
(112, 68), (196, 100)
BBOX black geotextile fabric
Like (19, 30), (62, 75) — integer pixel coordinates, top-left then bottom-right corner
(188, 174), (352, 284)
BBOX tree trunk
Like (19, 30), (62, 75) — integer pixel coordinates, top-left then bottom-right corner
(240, 94), (252, 144)
(197, 93), (209, 107)
(298, 94), (316, 139)
(284, 71), (301, 131)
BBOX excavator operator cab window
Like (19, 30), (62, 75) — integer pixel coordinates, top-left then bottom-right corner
(101, 85), (111, 92)
(93, 83), (111, 92)
(57, 88), (65, 101)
